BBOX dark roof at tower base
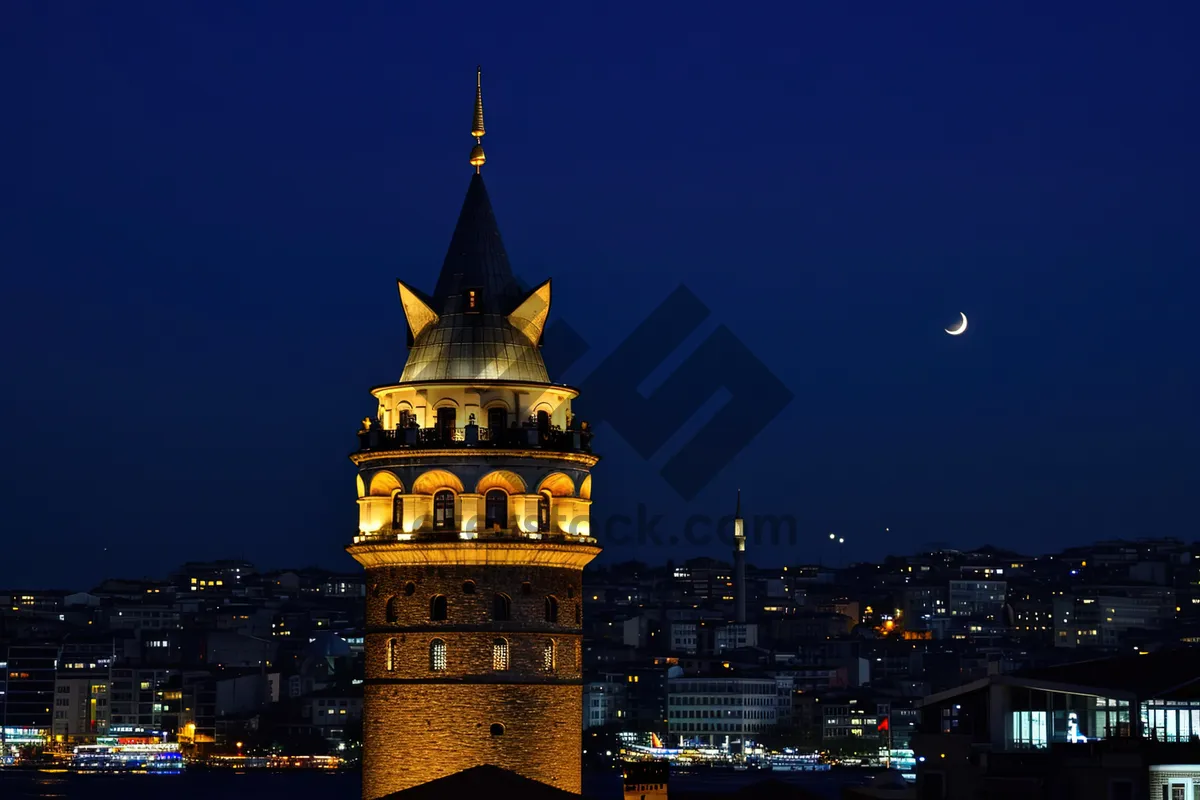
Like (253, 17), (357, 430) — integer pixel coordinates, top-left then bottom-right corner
(380, 765), (591, 800)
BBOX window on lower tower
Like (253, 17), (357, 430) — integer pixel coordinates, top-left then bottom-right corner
(537, 492), (551, 533)
(430, 594), (448, 621)
(485, 490), (508, 531)
(576, 603), (582, 625)
(386, 638), (397, 671)
(430, 639), (447, 671)
(493, 593), (511, 622)
(545, 595), (559, 624)
(386, 597), (400, 623)
(543, 640), (556, 673)
(433, 491), (455, 531)
(492, 638), (509, 671)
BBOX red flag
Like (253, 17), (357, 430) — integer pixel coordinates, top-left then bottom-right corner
(877, 717), (889, 732)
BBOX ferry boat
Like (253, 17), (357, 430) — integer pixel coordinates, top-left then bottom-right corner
(72, 741), (184, 773)
(767, 752), (831, 772)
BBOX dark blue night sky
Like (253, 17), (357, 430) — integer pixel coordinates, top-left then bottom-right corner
(2, 2), (1197, 588)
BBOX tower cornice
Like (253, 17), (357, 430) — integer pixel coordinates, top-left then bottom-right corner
(347, 540), (602, 570)
(349, 448), (600, 468)
(369, 380), (580, 398)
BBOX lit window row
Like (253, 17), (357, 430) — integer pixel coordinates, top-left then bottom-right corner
(383, 637), (557, 674)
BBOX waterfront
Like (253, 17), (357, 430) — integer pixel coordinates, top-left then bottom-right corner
(0, 767), (868, 798)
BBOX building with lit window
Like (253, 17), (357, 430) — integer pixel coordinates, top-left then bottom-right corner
(1054, 586), (1176, 649)
(913, 648), (1200, 800)
(345, 70), (600, 799)
(1, 643), (58, 732)
(819, 693), (890, 740)
(52, 638), (116, 741)
(947, 580), (1007, 621)
(584, 679), (627, 730)
(303, 685), (363, 744)
(0, 590), (72, 615)
(667, 675), (778, 748)
(171, 560), (254, 592)
(107, 667), (175, 734)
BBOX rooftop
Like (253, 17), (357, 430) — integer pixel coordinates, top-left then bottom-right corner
(396, 173), (552, 385)
(1013, 647), (1200, 699)
(381, 765), (588, 800)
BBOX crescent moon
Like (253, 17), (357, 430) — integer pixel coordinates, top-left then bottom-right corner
(945, 312), (968, 336)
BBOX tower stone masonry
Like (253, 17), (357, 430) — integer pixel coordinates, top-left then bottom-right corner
(346, 68), (601, 799)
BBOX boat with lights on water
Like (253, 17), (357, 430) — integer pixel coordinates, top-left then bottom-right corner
(71, 740), (184, 773)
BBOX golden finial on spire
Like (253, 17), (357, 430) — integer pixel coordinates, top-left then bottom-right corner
(469, 65), (486, 173)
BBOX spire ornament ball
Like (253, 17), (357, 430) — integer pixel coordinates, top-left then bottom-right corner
(469, 66), (486, 172)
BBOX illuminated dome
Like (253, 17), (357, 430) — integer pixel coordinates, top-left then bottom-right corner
(397, 173), (551, 384)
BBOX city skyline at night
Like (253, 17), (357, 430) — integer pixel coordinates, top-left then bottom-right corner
(3, 5), (1197, 600)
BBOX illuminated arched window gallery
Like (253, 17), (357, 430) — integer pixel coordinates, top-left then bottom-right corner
(492, 638), (509, 671)
(430, 638), (447, 671)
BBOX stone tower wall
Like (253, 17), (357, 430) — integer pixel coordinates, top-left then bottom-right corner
(362, 682), (583, 797)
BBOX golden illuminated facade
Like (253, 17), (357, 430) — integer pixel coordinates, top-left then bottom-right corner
(347, 68), (600, 799)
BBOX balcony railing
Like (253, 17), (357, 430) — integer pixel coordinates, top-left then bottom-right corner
(350, 527), (596, 546)
(356, 423), (593, 455)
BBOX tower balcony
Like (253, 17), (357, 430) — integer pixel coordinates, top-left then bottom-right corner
(357, 422), (592, 455)
(347, 527), (601, 571)
(350, 526), (597, 548)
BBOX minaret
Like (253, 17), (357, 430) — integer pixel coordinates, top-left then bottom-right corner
(733, 490), (746, 624)
(347, 68), (601, 799)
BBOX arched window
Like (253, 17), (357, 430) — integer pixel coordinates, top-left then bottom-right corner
(493, 593), (511, 622)
(521, 582), (532, 596)
(403, 581), (416, 596)
(397, 409), (414, 429)
(462, 580), (476, 595)
(544, 596), (559, 624)
(542, 640), (556, 673)
(492, 638), (509, 670)
(392, 493), (404, 528)
(385, 597), (400, 623)
(430, 638), (447, 671)
(430, 594), (448, 621)
(536, 409), (551, 436)
(490, 723), (505, 736)
(484, 489), (508, 531)
(433, 490), (455, 531)
(386, 638), (397, 671)
(575, 603), (582, 625)
(537, 492), (551, 533)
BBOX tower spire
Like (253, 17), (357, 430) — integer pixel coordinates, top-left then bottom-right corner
(469, 65), (486, 173)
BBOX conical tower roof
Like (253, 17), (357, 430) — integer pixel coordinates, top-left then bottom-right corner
(394, 70), (554, 385)
(430, 173), (524, 315)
